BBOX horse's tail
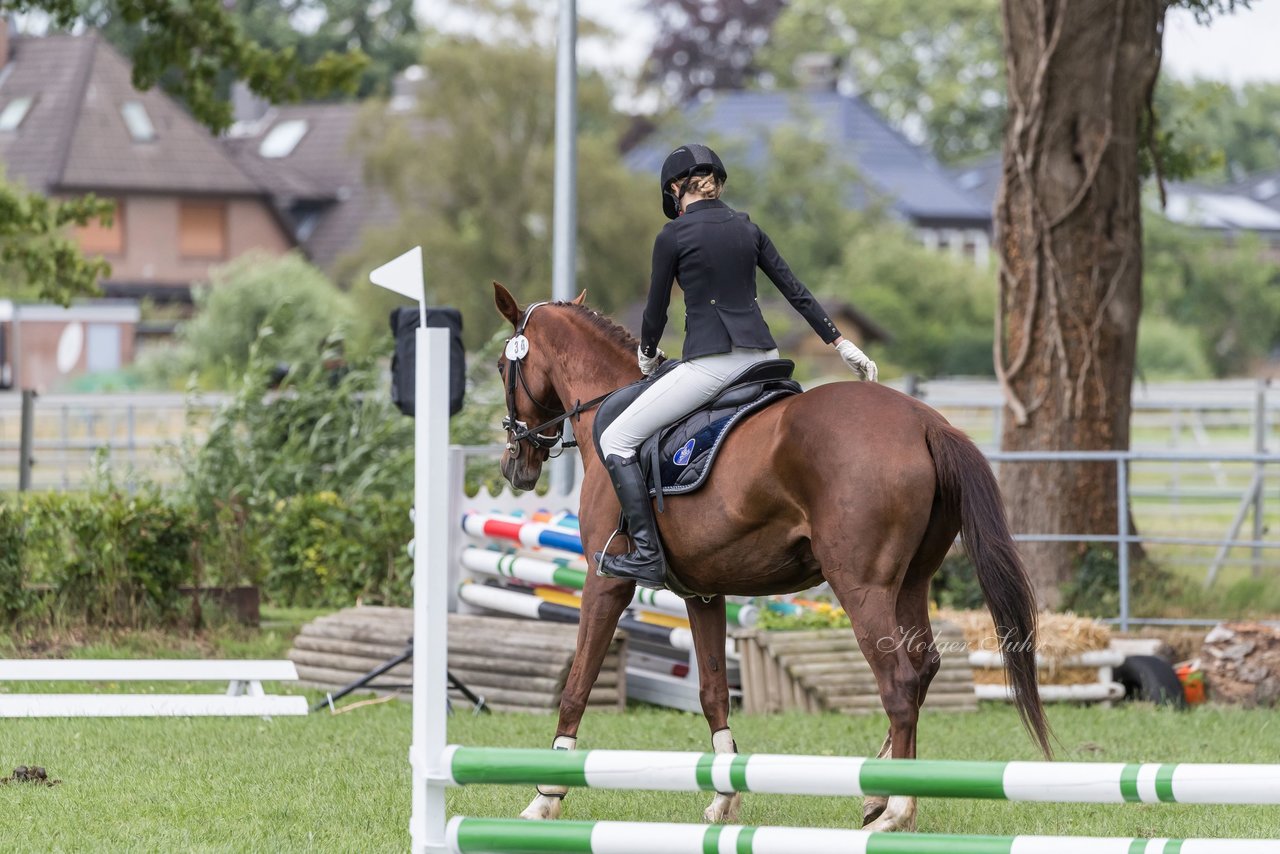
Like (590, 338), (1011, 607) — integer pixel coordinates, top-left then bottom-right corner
(925, 420), (1052, 758)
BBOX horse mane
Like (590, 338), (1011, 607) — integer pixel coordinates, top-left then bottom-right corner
(556, 302), (639, 353)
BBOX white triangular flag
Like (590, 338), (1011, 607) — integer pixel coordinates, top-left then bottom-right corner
(369, 246), (424, 303)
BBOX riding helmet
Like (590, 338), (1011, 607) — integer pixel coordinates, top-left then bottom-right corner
(660, 144), (727, 219)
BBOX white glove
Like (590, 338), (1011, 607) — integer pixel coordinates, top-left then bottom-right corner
(638, 345), (664, 377)
(835, 339), (878, 382)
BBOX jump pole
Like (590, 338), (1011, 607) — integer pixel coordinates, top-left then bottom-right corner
(445, 818), (1278, 854)
(440, 746), (1280, 805)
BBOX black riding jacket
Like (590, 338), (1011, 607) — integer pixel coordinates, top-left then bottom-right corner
(640, 199), (842, 360)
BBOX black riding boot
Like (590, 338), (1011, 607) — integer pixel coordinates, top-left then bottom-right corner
(595, 454), (667, 590)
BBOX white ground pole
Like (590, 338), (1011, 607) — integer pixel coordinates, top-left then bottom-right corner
(368, 246), (451, 853)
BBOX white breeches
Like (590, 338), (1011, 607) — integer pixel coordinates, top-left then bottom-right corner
(598, 347), (779, 459)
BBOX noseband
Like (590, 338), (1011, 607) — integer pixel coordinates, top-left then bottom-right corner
(501, 302), (609, 459)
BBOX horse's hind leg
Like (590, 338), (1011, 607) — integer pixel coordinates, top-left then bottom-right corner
(686, 594), (741, 823)
(520, 572), (634, 821)
(821, 554), (923, 833)
(861, 510), (954, 825)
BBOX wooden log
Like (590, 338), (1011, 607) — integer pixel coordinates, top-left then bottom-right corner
(300, 621), (410, 646)
(292, 635), (408, 660)
(448, 654), (569, 681)
(449, 669), (564, 695)
(288, 650), (414, 679)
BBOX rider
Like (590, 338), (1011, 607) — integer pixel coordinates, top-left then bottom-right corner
(595, 143), (879, 589)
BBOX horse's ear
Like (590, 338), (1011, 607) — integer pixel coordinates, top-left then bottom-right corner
(570, 289), (587, 306)
(493, 282), (521, 327)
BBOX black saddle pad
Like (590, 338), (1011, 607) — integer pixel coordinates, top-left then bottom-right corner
(592, 359), (801, 498)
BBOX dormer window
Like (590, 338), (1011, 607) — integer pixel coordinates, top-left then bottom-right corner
(0, 96), (34, 131)
(121, 100), (156, 142)
(259, 119), (308, 158)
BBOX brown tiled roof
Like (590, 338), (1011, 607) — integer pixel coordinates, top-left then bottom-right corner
(0, 34), (261, 196)
(0, 35), (90, 190)
(226, 102), (400, 271)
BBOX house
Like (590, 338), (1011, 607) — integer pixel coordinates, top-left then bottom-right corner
(0, 29), (296, 388)
(624, 84), (994, 266)
(224, 95), (402, 273)
(0, 32), (294, 304)
(954, 154), (1280, 250)
(0, 300), (139, 392)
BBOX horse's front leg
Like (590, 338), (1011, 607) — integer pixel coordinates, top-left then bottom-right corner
(686, 595), (741, 823)
(520, 570), (634, 820)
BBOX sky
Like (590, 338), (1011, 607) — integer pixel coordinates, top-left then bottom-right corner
(420, 1), (1280, 89)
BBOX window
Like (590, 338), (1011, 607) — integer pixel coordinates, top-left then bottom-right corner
(179, 200), (227, 259)
(0, 96), (34, 131)
(86, 324), (122, 374)
(259, 119), (308, 158)
(75, 199), (124, 256)
(121, 100), (156, 142)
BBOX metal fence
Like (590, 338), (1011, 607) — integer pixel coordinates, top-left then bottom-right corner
(3, 382), (1275, 629)
(0, 391), (227, 491)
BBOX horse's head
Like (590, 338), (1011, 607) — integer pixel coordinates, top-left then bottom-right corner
(493, 282), (586, 490)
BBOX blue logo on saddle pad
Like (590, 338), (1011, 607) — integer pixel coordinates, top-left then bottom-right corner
(673, 438), (696, 467)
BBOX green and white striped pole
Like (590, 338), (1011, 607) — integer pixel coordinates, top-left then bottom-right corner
(444, 746), (1280, 805)
(446, 818), (1280, 854)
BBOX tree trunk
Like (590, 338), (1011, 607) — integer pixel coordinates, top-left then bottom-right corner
(995, 0), (1165, 607)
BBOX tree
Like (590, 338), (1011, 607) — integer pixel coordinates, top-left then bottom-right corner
(759, 0), (1005, 163)
(641, 0), (785, 105)
(1143, 214), (1280, 376)
(83, 0), (419, 100)
(0, 0), (365, 304)
(994, 0), (1246, 605)
(0, 185), (113, 306)
(176, 252), (357, 385)
(339, 23), (654, 348)
(1154, 78), (1280, 182)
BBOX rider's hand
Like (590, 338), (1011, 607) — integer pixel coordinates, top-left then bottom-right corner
(835, 338), (878, 383)
(638, 345), (664, 377)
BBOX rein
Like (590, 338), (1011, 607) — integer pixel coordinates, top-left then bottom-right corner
(501, 302), (611, 458)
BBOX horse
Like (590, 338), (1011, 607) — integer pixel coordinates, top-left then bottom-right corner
(492, 284), (1050, 832)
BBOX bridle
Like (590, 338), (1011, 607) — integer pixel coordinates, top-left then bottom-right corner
(500, 302), (610, 459)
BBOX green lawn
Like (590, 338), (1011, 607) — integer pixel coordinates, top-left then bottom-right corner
(3, 701), (1278, 852)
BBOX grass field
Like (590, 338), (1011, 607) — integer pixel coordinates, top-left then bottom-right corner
(3, 696), (1279, 852)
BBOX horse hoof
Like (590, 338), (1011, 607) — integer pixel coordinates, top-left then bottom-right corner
(865, 814), (917, 833)
(703, 792), (741, 823)
(863, 796), (916, 832)
(861, 796), (888, 826)
(519, 795), (563, 821)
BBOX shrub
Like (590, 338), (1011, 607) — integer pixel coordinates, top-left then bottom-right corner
(19, 487), (196, 628)
(150, 251), (357, 388)
(176, 349), (414, 589)
(929, 550), (986, 611)
(1059, 543), (1184, 619)
(261, 491), (413, 608)
(0, 501), (37, 621)
(1136, 316), (1213, 381)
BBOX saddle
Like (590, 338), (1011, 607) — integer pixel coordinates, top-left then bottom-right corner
(592, 359), (801, 504)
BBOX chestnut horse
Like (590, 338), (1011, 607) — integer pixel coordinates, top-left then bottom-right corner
(493, 285), (1050, 832)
